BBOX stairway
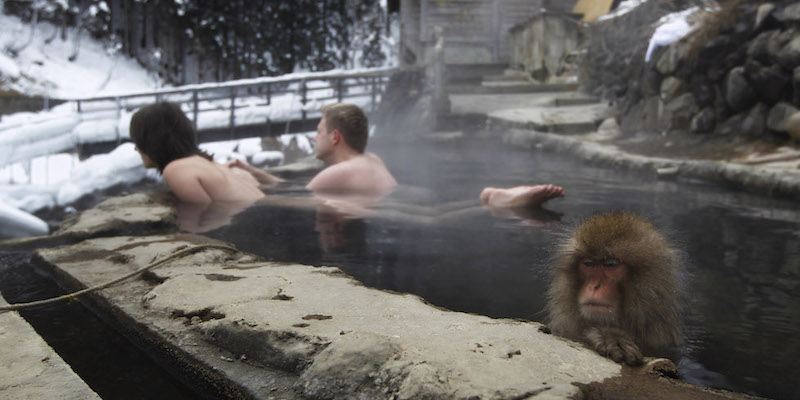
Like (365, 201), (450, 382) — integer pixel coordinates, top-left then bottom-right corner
(439, 64), (609, 135)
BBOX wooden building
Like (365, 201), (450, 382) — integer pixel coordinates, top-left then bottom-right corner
(399, 0), (580, 66)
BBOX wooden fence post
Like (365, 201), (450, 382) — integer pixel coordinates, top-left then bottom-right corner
(300, 79), (307, 122)
(371, 76), (377, 111)
(229, 88), (236, 137)
(192, 90), (199, 129)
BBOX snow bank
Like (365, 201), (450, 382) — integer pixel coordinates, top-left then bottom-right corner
(0, 142), (156, 213)
(0, 200), (48, 238)
(0, 51), (21, 79)
(0, 12), (161, 98)
(55, 142), (153, 205)
(597, 0), (647, 21)
(645, 7), (700, 62)
(252, 151), (284, 166)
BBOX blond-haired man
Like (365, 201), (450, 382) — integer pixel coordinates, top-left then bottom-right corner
(306, 103), (396, 196)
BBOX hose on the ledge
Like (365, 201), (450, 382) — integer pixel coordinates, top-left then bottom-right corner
(0, 244), (237, 313)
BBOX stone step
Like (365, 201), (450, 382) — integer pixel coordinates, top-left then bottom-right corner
(554, 96), (601, 106)
(482, 74), (530, 82)
(447, 82), (580, 95)
(482, 68), (536, 83)
(487, 103), (612, 135)
(445, 63), (508, 84)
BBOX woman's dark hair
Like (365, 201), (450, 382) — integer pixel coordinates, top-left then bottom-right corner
(129, 102), (211, 173)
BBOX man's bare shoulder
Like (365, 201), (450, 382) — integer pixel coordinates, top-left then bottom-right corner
(307, 154), (396, 195)
(365, 152), (387, 164)
(306, 162), (352, 191)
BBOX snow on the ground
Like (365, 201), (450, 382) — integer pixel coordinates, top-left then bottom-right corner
(596, 0), (648, 21)
(595, 1), (707, 64)
(645, 7), (701, 62)
(0, 143), (157, 211)
(0, 200), (48, 237)
(0, 12), (162, 98)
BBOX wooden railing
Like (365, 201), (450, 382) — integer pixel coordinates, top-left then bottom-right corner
(71, 67), (398, 155)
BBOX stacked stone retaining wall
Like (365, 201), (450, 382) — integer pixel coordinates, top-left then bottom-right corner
(583, 0), (800, 141)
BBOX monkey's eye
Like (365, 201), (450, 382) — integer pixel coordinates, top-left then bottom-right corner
(603, 258), (620, 268)
(581, 259), (596, 268)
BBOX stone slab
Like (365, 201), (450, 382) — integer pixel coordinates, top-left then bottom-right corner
(0, 295), (100, 400)
(489, 103), (612, 134)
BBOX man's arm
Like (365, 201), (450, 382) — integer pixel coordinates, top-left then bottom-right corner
(228, 159), (285, 188)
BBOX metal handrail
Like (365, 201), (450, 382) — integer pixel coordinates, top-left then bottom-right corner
(73, 68), (397, 110)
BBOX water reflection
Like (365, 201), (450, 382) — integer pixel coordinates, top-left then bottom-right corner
(176, 199), (258, 233)
(676, 206), (800, 398)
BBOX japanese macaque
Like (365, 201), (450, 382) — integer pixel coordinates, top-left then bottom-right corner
(545, 212), (683, 365)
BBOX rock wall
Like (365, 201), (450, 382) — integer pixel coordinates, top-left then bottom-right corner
(582, 0), (800, 141)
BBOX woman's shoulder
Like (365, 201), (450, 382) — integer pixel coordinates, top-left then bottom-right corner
(161, 156), (218, 203)
(163, 155), (212, 176)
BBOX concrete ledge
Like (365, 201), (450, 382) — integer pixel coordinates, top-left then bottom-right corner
(0, 193), (177, 251)
(33, 233), (621, 399)
(0, 296), (100, 400)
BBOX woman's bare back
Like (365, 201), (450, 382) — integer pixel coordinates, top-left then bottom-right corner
(162, 155), (264, 203)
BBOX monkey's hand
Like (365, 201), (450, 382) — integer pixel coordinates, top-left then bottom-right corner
(583, 326), (643, 366)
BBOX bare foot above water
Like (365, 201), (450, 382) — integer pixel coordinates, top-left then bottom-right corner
(479, 184), (565, 208)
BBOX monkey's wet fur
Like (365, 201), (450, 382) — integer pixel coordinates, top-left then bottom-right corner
(546, 212), (683, 366)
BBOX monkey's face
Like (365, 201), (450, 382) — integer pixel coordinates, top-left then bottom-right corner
(577, 257), (626, 323)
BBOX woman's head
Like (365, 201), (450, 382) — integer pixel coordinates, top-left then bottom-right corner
(129, 102), (209, 172)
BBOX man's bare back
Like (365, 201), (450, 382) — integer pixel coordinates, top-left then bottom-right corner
(306, 152), (396, 196)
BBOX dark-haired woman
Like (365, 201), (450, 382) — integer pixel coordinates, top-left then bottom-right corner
(129, 102), (274, 204)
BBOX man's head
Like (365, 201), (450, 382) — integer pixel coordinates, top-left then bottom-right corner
(313, 103), (368, 162)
